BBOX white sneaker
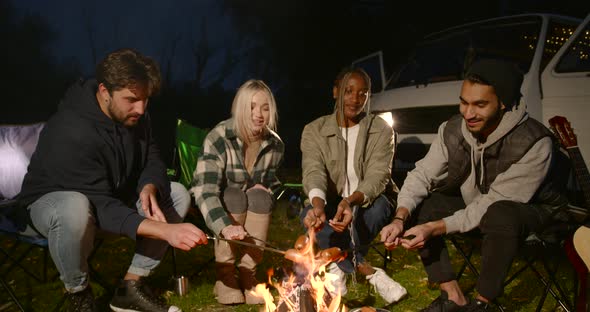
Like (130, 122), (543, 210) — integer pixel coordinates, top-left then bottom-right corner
(366, 267), (407, 304)
(325, 262), (348, 297)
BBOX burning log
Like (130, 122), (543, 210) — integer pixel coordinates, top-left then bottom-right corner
(276, 285), (318, 312)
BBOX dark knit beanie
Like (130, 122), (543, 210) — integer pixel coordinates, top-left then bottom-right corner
(466, 59), (523, 108)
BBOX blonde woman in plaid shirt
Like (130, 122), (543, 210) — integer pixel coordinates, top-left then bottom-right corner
(190, 79), (284, 305)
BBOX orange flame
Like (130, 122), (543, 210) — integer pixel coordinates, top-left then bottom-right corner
(252, 230), (347, 312)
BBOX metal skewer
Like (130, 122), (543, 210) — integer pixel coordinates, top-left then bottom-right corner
(206, 233), (416, 257)
(246, 234), (282, 250)
(342, 234), (417, 253)
(366, 234), (416, 247)
(206, 235), (286, 255)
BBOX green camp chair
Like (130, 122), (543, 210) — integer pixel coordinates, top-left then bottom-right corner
(274, 183), (305, 219)
(166, 118), (212, 277)
(170, 119), (209, 189)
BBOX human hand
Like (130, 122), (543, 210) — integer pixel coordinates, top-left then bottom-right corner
(400, 223), (435, 250)
(329, 199), (353, 232)
(140, 184), (167, 222)
(303, 207), (326, 231)
(166, 223), (208, 251)
(380, 219), (405, 249)
(221, 225), (247, 240)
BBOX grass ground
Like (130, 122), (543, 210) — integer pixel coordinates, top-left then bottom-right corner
(0, 169), (580, 311)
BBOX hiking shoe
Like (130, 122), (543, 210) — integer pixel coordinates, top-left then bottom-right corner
(109, 279), (181, 312)
(463, 298), (490, 311)
(420, 290), (466, 312)
(67, 286), (97, 312)
(366, 267), (407, 304)
(213, 280), (245, 305)
(244, 287), (266, 305)
(325, 262), (348, 297)
(214, 263), (244, 304)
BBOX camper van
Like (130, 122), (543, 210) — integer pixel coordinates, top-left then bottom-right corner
(355, 13), (590, 181)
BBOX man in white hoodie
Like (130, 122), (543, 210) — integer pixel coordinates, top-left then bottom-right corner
(380, 59), (565, 311)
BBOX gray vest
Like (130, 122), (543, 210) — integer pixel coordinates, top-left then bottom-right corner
(437, 114), (556, 202)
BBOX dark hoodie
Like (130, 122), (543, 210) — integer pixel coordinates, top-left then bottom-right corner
(19, 79), (171, 240)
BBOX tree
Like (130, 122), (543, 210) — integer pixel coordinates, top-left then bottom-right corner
(1, 0), (75, 123)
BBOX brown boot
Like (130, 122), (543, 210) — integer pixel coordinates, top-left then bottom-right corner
(239, 211), (271, 304)
(213, 239), (244, 304)
(239, 266), (262, 302)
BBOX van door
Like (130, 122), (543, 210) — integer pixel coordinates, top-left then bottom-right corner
(541, 13), (590, 168)
(351, 51), (386, 93)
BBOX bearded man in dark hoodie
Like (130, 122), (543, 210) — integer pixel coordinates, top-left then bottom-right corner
(380, 59), (565, 311)
(18, 48), (208, 312)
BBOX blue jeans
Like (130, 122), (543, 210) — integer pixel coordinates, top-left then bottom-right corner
(300, 194), (393, 273)
(23, 182), (190, 292)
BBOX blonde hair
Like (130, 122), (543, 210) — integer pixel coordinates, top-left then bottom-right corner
(231, 79), (278, 142)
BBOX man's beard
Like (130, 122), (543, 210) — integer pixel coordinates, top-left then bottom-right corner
(468, 110), (504, 141)
(108, 104), (140, 128)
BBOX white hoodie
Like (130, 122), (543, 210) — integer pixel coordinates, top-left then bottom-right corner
(396, 101), (553, 233)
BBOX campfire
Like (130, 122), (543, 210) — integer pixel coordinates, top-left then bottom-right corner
(252, 231), (348, 312)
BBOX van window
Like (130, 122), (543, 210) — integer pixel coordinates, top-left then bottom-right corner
(388, 16), (543, 89)
(540, 20), (582, 72)
(555, 22), (590, 73)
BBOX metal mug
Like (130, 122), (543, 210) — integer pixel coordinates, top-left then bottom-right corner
(174, 275), (189, 296)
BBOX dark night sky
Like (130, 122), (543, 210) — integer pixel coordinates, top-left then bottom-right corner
(11, 0), (244, 88)
(5, 0), (590, 168)
(12, 0), (589, 89)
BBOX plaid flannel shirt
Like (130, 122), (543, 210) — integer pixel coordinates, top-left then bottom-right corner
(191, 118), (284, 235)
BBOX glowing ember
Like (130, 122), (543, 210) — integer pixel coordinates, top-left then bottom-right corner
(252, 231), (348, 312)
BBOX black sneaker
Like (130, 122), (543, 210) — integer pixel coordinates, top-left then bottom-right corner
(67, 286), (97, 312)
(463, 298), (490, 311)
(109, 279), (181, 312)
(420, 290), (467, 312)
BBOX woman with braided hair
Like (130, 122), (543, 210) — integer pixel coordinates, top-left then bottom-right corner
(300, 67), (406, 305)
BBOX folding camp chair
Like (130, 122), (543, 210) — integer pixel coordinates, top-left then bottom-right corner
(1, 274), (25, 311)
(168, 118), (210, 228)
(169, 118), (209, 190)
(0, 123), (131, 310)
(0, 122), (63, 311)
(167, 118), (214, 270)
(0, 200), (48, 312)
(274, 183), (306, 219)
(449, 216), (582, 311)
